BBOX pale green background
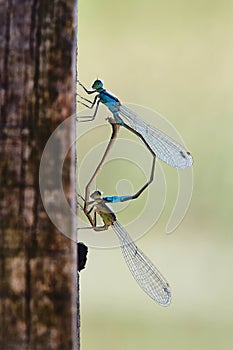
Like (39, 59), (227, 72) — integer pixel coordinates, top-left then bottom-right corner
(78, 1), (233, 349)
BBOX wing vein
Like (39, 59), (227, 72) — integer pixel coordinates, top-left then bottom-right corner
(112, 220), (171, 305)
(119, 105), (193, 169)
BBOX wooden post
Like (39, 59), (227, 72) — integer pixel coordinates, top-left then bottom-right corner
(0, 0), (79, 348)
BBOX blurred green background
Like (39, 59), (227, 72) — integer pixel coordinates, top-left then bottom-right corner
(78, 0), (233, 349)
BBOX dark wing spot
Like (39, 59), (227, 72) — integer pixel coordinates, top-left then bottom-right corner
(180, 151), (186, 159)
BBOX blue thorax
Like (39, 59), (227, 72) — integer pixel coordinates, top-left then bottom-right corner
(96, 88), (124, 125)
(97, 88), (119, 104)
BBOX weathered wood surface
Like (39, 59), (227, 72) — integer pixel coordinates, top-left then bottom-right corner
(0, 0), (77, 349)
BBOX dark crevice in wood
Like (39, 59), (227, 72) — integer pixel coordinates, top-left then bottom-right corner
(1, 0), (12, 126)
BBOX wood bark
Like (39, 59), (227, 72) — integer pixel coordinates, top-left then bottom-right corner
(0, 0), (78, 348)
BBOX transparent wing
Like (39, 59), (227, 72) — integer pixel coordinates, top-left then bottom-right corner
(112, 220), (171, 305)
(119, 105), (193, 169)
